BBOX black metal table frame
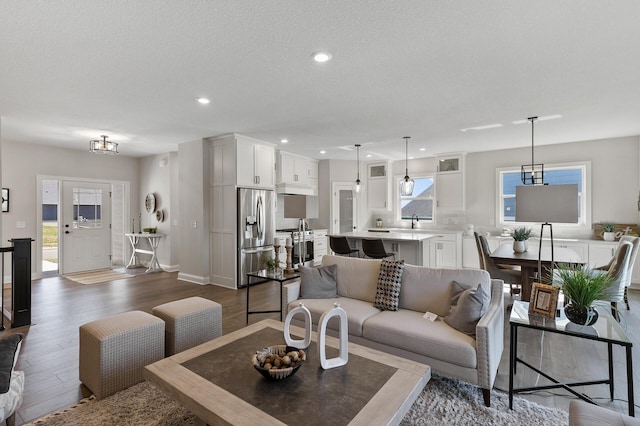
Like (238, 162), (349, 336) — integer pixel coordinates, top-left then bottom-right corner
(245, 271), (300, 324)
(509, 318), (634, 416)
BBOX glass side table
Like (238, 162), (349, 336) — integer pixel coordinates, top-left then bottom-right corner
(245, 269), (300, 323)
(509, 300), (634, 416)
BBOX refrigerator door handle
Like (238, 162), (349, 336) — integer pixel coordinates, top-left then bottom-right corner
(256, 195), (264, 240)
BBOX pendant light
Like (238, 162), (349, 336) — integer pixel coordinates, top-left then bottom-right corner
(520, 117), (544, 185)
(353, 144), (363, 195)
(400, 136), (414, 196)
(89, 135), (119, 154)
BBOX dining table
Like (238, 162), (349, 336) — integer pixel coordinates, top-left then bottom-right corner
(490, 243), (584, 301)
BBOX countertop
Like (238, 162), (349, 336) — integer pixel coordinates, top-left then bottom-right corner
(332, 231), (438, 242)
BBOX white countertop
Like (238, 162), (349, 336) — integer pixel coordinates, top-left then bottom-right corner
(334, 231), (438, 242)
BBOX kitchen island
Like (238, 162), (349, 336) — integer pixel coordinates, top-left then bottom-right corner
(331, 231), (439, 266)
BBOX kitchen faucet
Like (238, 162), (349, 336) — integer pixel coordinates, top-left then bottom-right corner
(411, 213), (419, 229)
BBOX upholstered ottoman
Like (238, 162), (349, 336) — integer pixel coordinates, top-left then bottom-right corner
(152, 297), (222, 356)
(79, 311), (164, 399)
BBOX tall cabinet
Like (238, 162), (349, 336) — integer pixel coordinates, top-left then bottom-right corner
(209, 134), (275, 289)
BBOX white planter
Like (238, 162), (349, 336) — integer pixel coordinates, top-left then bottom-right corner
(603, 232), (616, 241)
(513, 240), (528, 253)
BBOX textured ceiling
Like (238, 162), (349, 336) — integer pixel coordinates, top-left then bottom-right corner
(1, 1), (640, 160)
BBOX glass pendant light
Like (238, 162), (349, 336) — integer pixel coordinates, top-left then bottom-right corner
(400, 136), (414, 196)
(353, 144), (363, 195)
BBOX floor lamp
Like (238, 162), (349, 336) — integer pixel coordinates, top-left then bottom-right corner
(516, 184), (579, 281)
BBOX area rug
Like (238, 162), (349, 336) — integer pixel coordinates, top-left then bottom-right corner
(24, 374), (568, 425)
(64, 269), (135, 285)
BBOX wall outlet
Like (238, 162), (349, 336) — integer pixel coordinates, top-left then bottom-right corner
(16, 221), (26, 229)
(191, 221), (197, 228)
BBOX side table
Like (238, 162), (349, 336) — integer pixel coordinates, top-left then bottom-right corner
(245, 269), (300, 323)
(125, 233), (164, 273)
(509, 300), (634, 416)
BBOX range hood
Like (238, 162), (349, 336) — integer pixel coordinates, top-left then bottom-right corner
(275, 182), (316, 196)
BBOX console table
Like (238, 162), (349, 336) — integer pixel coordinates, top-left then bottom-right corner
(125, 233), (164, 273)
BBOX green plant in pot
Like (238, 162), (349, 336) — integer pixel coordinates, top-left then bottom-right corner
(601, 222), (616, 241)
(510, 226), (532, 253)
(263, 256), (280, 273)
(552, 264), (613, 326)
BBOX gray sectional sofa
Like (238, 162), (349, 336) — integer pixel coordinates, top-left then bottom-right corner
(283, 254), (504, 406)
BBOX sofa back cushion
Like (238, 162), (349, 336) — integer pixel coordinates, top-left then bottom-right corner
(321, 255), (382, 303)
(398, 265), (491, 317)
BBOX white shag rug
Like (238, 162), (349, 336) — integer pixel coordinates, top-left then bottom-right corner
(25, 375), (568, 426)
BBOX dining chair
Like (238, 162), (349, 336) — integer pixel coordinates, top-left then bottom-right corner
(596, 240), (633, 322)
(329, 236), (360, 257)
(594, 236), (639, 310)
(474, 232), (522, 296)
(361, 238), (395, 260)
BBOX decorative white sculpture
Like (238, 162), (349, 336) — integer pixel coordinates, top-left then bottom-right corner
(318, 303), (348, 369)
(284, 303), (312, 349)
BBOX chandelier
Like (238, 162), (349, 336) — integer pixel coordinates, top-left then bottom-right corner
(520, 117), (543, 185)
(89, 135), (119, 155)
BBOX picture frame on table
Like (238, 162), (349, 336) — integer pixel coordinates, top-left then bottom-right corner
(1, 188), (9, 212)
(529, 282), (559, 318)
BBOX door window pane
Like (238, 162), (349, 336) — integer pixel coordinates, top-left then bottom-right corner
(73, 188), (103, 229)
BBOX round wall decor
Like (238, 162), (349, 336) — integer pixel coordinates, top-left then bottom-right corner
(145, 193), (156, 213)
(156, 209), (164, 223)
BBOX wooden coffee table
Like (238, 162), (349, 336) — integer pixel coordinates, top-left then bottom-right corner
(144, 319), (430, 425)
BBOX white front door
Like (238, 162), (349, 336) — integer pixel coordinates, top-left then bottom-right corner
(61, 181), (112, 273)
(331, 183), (358, 235)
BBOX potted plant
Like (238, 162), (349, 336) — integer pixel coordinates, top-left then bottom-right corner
(510, 226), (532, 253)
(602, 222), (616, 241)
(263, 257), (281, 274)
(553, 264), (613, 326)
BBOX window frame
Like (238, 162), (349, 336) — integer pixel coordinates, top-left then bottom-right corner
(496, 161), (591, 230)
(395, 173), (435, 224)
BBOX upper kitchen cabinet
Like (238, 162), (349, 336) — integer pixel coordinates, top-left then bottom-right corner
(367, 161), (392, 211)
(435, 154), (465, 212)
(209, 134), (275, 189)
(275, 151), (317, 195)
(237, 137), (275, 188)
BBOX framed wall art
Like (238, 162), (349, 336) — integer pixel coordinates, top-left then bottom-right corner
(529, 282), (559, 318)
(2, 188), (9, 212)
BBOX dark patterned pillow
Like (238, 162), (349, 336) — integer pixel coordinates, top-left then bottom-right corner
(0, 333), (23, 394)
(373, 259), (405, 311)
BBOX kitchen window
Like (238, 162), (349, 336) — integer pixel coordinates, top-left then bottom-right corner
(398, 175), (434, 222)
(497, 162), (589, 226)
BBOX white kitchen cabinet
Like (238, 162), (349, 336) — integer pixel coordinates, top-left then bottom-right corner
(237, 138), (275, 188)
(367, 161), (392, 211)
(588, 242), (617, 269)
(435, 155), (465, 221)
(313, 229), (328, 265)
(554, 241), (588, 263)
(430, 233), (461, 268)
(277, 151), (309, 185)
(462, 236), (480, 268)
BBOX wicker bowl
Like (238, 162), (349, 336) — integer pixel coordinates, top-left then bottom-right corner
(251, 345), (306, 380)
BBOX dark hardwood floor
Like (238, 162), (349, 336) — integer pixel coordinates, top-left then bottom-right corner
(2, 271), (639, 424)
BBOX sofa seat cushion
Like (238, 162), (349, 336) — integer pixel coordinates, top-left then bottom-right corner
(288, 297), (380, 337)
(362, 309), (478, 369)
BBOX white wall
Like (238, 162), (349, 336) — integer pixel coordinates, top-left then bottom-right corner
(139, 153), (178, 270)
(1, 140), (139, 276)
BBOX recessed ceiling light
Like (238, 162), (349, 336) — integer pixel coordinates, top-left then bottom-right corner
(195, 97), (210, 104)
(312, 51), (332, 63)
(512, 114), (562, 125)
(419, 148), (426, 151)
(409, 156), (414, 160)
(281, 139), (288, 144)
(320, 150), (326, 154)
(366, 154), (372, 158)
(460, 123), (503, 132)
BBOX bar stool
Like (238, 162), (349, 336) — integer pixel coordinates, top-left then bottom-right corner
(329, 236), (360, 257)
(362, 238), (395, 260)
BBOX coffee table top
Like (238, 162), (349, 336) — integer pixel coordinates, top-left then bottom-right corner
(144, 319), (430, 426)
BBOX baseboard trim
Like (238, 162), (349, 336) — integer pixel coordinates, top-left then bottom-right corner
(177, 272), (209, 285)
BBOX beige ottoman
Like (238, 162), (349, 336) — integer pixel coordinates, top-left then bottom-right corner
(152, 297), (222, 356)
(79, 310), (164, 399)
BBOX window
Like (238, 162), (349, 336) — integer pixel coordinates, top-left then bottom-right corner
(498, 163), (589, 225)
(73, 187), (103, 229)
(398, 176), (434, 221)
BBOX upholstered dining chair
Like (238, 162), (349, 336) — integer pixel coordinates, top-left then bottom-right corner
(0, 334), (24, 426)
(474, 232), (522, 296)
(594, 236), (639, 310)
(595, 240), (633, 322)
(329, 236), (360, 257)
(361, 238), (395, 260)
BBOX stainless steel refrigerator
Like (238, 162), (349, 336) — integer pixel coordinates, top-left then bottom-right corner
(237, 188), (275, 287)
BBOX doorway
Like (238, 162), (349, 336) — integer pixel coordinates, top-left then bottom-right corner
(331, 182), (358, 235)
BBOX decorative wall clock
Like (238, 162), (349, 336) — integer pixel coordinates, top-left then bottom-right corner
(145, 193), (156, 213)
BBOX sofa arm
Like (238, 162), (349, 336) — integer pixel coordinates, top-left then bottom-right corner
(282, 280), (301, 315)
(475, 279), (505, 392)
